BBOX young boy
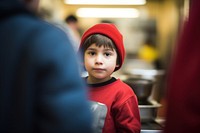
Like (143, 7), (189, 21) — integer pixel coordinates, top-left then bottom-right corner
(79, 23), (141, 133)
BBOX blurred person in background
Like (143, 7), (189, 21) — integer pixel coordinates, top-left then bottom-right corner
(164, 0), (200, 133)
(138, 37), (158, 69)
(0, 0), (92, 132)
(65, 14), (82, 51)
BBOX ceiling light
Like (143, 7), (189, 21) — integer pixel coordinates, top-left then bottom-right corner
(76, 8), (140, 18)
(65, 0), (146, 5)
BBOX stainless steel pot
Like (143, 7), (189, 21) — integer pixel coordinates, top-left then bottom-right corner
(122, 68), (165, 102)
(139, 101), (161, 122)
(124, 78), (154, 103)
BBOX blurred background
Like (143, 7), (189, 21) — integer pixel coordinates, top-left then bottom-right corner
(37, 0), (189, 132)
(38, 0), (188, 70)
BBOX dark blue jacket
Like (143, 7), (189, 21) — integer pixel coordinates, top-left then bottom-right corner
(0, 0), (92, 132)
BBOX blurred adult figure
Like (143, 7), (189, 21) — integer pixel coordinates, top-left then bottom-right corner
(138, 37), (158, 68)
(65, 14), (81, 51)
(164, 0), (200, 133)
(0, 0), (92, 132)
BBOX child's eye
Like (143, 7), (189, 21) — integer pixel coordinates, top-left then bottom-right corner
(105, 52), (111, 57)
(88, 52), (96, 56)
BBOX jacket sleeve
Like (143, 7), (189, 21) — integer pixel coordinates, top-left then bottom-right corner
(27, 23), (92, 133)
(115, 95), (141, 133)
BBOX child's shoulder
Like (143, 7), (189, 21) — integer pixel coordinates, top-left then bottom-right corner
(114, 79), (134, 92)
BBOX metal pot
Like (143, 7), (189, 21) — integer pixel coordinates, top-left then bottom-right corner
(122, 68), (165, 102)
(139, 100), (161, 122)
(124, 78), (154, 103)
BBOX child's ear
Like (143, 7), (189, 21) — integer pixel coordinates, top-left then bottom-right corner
(115, 64), (120, 68)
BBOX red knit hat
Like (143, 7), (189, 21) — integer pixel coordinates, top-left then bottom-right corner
(79, 23), (125, 71)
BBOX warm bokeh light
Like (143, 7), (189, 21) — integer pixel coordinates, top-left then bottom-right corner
(64, 0), (146, 5)
(76, 8), (140, 18)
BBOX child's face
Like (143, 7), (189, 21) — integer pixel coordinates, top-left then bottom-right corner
(84, 43), (119, 84)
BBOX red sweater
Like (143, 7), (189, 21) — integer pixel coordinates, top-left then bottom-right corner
(88, 78), (141, 133)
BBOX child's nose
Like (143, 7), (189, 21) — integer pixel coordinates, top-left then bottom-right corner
(95, 54), (103, 64)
